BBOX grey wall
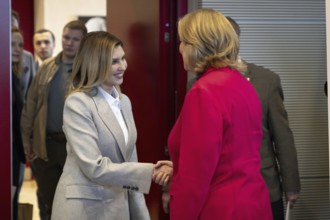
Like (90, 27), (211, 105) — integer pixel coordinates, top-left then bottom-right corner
(191, 0), (328, 219)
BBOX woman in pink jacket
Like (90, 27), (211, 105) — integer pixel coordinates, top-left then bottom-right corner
(164, 9), (272, 220)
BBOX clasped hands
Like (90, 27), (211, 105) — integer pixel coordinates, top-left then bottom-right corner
(152, 160), (173, 186)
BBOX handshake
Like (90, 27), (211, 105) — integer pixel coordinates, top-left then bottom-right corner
(152, 160), (173, 186)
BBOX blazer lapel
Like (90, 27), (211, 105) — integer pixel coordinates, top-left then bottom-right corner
(92, 91), (129, 161)
(120, 97), (136, 160)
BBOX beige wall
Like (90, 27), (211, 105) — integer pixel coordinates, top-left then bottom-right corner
(34, 0), (106, 56)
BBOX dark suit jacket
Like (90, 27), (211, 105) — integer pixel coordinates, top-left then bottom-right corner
(246, 63), (301, 202)
(12, 74), (25, 186)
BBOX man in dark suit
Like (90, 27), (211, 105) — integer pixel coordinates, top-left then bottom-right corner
(228, 17), (301, 220)
(243, 62), (301, 218)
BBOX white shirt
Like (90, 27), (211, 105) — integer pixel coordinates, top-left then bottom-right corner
(98, 86), (128, 145)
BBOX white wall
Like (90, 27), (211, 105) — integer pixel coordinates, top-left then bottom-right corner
(34, 0), (106, 56)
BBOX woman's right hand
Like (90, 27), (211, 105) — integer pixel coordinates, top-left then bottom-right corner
(155, 160), (173, 168)
(153, 160), (173, 186)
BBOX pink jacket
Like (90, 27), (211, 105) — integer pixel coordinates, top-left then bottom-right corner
(168, 67), (272, 220)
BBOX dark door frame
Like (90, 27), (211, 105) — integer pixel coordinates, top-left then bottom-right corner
(0, 0), (12, 219)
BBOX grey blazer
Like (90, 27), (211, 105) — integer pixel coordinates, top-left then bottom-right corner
(246, 63), (301, 202)
(20, 50), (36, 100)
(51, 88), (153, 220)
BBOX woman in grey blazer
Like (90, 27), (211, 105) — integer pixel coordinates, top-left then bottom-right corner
(51, 31), (171, 220)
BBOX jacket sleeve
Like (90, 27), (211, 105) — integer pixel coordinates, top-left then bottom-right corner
(63, 94), (154, 194)
(20, 71), (39, 145)
(268, 74), (301, 192)
(128, 190), (151, 220)
(170, 88), (222, 220)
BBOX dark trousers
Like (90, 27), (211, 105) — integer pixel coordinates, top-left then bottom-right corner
(32, 139), (67, 219)
(30, 161), (50, 220)
(271, 198), (285, 220)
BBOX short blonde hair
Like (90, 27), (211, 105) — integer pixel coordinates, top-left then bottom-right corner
(178, 8), (246, 73)
(67, 31), (123, 96)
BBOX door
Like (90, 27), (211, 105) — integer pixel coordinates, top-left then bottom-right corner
(0, 0), (12, 219)
(107, 0), (187, 219)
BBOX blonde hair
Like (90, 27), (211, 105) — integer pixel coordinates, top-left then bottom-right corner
(178, 8), (246, 73)
(67, 31), (123, 97)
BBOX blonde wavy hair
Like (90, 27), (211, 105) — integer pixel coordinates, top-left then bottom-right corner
(178, 8), (246, 74)
(67, 31), (123, 97)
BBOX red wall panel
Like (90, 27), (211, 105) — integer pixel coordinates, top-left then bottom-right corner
(0, 0), (12, 219)
(12, 0), (34, 53)
(107, 1), (187, 219)
(107, 1), (165, 219)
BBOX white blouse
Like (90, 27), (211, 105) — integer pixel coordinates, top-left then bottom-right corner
(98, 86), (128, 145)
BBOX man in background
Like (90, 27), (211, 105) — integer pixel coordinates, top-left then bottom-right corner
(21, 20), (87, 218)
(29, 28), (56, 220)
(34, 29), (55, 70)
(226, 17), (301, 220)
